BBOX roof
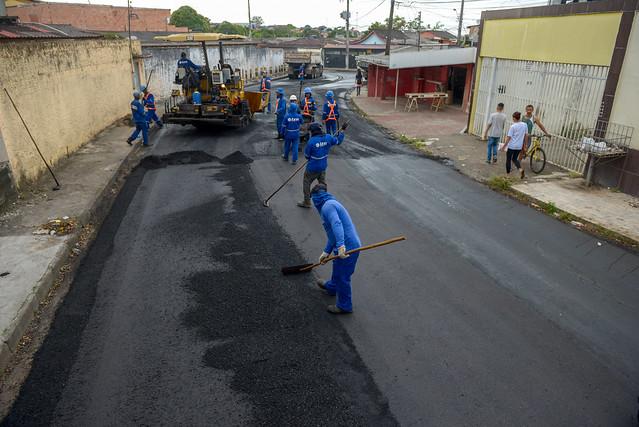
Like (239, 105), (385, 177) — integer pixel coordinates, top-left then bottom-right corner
(356, 47), (476, 69)
(422, 30), (457, 40)
(324, 42), (387, 50)
(0, 16), (101, 39)
(154, 33), (246, 42)
(265, 37), (329, 48)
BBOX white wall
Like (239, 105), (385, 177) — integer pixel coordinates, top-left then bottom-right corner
(142, 43), (285, 100)
(610, 12), (639, 150)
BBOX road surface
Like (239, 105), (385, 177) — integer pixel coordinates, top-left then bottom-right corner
(3, 72), (638, 426)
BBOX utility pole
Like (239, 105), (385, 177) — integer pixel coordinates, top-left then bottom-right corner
(345, 0), (350, 69)
(416, 11), (422, 51)
(385, 0), (395, 56)
(457, 0), (465, 46)
(247, 0), (252, 39)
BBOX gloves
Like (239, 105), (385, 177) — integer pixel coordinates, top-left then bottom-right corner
(340, 122), (349, 131)
(319, 252), (330, 264)
(338, 245), (349, 259)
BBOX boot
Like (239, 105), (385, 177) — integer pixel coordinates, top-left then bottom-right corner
(297, 201), (311, 208)
(317, 280), (326, 291)
(126, 138), (133, 146)
(327, 305), (352, 314)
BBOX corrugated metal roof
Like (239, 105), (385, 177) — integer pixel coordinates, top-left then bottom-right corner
(0, 17), (101, 40)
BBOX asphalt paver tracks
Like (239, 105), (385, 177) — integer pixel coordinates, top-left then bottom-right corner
(3, 151), (397, 425)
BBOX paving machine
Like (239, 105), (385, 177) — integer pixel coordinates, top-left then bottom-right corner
(155, 33), (268, 128)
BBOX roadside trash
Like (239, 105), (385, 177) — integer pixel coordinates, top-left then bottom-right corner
(34, 217), (77, 236)
(580, 137), (609, 153)
(570, 220), (584, 228)
(597, 242), (603, 247)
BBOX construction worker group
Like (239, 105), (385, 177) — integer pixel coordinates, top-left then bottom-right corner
(268, 76), (359, 316)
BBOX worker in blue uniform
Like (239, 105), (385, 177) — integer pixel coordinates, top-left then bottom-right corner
(140, 85), (162, 128)
(312, 183), (361, 314)
(301, 87), (316, 124)
(322, 90), (340, 135)
(274, 88), (286, 140)
(260, 72), (272, 113)
(126, 91), (149, 147)
(298, 63), (306, 82)
(280, 103), (304, 164)
(298, 122), (346, 208)
(177, 52), (200, 72)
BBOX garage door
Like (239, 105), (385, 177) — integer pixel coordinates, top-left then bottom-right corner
(472, 58), (609, 173)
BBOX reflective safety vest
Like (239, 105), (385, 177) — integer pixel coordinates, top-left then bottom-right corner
(325, 101), (336, 121)
(143, 92), (156, 111)
(261, 78), (270, 92)
(303, 98), (312, 116)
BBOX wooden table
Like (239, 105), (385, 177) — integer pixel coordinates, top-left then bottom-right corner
(404, 92), (448, 112)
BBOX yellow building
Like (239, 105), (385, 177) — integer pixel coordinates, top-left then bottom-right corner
(469, 1), (639, 196)
(6, 0), (36, 7)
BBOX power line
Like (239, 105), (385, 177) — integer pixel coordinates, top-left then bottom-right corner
(359, 0), (388, 19)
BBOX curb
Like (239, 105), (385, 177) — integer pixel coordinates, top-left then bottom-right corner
(0, 125), (151, 375)
(347, 92), (639, 253)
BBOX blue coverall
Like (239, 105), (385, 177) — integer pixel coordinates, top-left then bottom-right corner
(143, 92), (162, 127)
(177, 58), (200, 72)
(305, 131), (345, 173)
(261, 76), (272, 113)
(322, 97), (340, 135)
(281, 105), (303, 163)
(128, 99), (148, 146)
(299, 64), (305, 81)
(301, 95), (316, 122)
(275, 94), (287, 138)
(312, 190), (361, 312)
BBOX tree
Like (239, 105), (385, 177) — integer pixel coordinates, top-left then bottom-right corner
(214, 21), (248, 36)
(170, 6), (211, 32)
(368, 21), (385, 31)
(426, 21), (445, 30)
(251, 16), (264, 28)
(368, 16), (408, 32)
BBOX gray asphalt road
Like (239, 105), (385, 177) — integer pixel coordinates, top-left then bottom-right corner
(4, 72), (639, 426)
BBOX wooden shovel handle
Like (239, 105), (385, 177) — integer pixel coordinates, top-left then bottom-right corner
(300, 236), (406, 272)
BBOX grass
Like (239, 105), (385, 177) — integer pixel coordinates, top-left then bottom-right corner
(542, 201), (559, 215)
(487, 176), (513, 192)
(568, 171), (583, 179)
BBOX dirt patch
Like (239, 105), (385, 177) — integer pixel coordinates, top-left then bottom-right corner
(220, 150), (253, 165)
(138, 151), (219, 170)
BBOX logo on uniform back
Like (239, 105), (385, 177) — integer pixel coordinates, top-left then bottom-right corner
(315, 141), (328, 148)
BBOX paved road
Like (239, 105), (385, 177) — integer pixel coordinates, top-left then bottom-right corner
(4, 72), (639, 426)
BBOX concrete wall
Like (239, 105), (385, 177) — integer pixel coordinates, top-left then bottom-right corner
(142, 43), (285, 100)
(8, 3), (187, 32)
(0, 39), (137, 187)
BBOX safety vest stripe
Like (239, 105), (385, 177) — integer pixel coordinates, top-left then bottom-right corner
(310, 155), (327, 160)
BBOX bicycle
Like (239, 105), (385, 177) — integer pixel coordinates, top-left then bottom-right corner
(524, 134), (550, 174)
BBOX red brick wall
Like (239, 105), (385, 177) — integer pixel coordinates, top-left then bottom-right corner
(8, 3), (188, 32)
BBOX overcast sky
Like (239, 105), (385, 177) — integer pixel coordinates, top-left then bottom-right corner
(49, 0), (548, 33)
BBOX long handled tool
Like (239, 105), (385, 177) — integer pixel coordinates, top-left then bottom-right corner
(262, 160), (308, 207)
(281, 236), (406, 275)
(3, 88), (61, 191)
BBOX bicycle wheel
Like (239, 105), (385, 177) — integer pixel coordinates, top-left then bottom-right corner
(530, 147), (546, 174)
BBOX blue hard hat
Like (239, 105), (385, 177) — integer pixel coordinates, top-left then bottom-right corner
(304, 87), (312, 94)
(309, 122), (323, 135)
(277, 88), (284, 95)
(133, 90), (141, 98)
(139, 85), (147, 92)
(326, 90), (334, 98)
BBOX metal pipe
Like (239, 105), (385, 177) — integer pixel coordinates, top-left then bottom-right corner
(394, 69), (400, 110)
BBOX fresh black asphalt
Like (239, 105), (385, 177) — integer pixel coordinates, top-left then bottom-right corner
(3, 72), (639, 426)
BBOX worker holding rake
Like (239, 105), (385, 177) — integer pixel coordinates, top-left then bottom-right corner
(312, 184), (361, 314)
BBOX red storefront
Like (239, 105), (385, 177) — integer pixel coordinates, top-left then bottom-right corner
(362, 48), (476, 112)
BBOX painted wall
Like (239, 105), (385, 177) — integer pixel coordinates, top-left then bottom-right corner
(143, 44), (285, 100)
(0, 39), (137, 186)
(480, 13), (621, 66)
(610, 12), (639, 150)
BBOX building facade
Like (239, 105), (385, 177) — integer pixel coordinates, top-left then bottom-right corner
(469, 1), (639, 195)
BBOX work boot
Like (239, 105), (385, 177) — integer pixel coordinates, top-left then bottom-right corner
(317, 280), (326, 291)
(282, 155), (288, 161)
(126, 138), (133, 146)
(291, 161), (297, 165)
(297, 201), (311, 208)
(327, 305), (352, 315)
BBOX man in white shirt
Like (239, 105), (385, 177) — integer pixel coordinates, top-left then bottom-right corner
(483, 102), (506, 164)
(501, 111), (529, 179)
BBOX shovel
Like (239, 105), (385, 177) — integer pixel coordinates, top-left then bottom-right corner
(281, 236), (406, 275)
(262, 160), (308, 207)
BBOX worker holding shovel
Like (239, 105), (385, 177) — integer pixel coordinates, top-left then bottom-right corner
(312, 184), (361, 314)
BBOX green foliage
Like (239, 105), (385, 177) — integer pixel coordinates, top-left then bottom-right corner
(425, 21), (445, 30)
(369, 16), (408, 31)
(213, 21), (248, 36)
(102, 32), (122, 39)
(487, 176), (513, 192)
(170, 6), (211, 32)
(250, 16), (264, 27)
(542, 201), (559, 215)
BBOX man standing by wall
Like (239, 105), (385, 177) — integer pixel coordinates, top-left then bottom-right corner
(260, 71), (272, 113)
(483, 102), (506, 164)
(126, 91), (150, 147)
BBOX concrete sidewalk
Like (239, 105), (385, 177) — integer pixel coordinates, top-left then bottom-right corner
(0, 123), (146, 371)
(350, 86), (639, 246)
